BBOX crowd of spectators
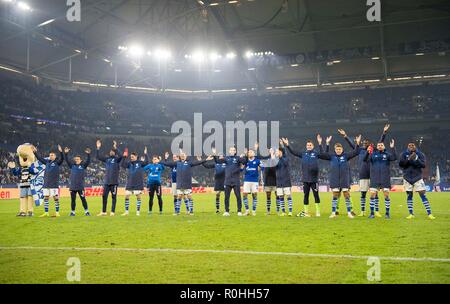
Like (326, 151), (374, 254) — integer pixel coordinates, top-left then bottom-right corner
(0, 76), (449, 188)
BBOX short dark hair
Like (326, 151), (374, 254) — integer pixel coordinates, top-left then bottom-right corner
(131, 152), (138, 157)
(306, 139), (314, 144)
(334, 143), (343, 148)
(152, 155), (159, 159)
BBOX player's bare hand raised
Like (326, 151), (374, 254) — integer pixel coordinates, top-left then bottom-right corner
(337, 129), (347, 137)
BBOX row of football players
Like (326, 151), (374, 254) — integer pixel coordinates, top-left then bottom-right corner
(10, 124), (434, 219)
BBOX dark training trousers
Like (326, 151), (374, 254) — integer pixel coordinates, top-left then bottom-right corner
(102, 184), (118, 213)
(148, 183), (163, 212)
(224, 184), (242, 213)
(70, 190), (88, 211)
(303, 182), (320, 205)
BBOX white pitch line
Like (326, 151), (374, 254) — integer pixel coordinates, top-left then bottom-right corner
(0, 246), (449, 263)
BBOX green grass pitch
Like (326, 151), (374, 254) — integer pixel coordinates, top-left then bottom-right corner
(0, 192), (449, 284)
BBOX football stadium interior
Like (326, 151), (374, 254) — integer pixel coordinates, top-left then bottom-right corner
(0, 0), (449, 285)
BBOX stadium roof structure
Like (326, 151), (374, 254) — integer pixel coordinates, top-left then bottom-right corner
(1, 0), (450, 94)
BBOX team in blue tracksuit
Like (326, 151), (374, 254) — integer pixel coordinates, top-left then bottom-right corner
(34, 148), (64, 214)
(318, 139), (360, 216)
(96, 145), (122, 214)
(399, 146), (433, 217)
(121, 153), (149, 214)
(364, 144), (397, 217)
(161, 156), (206, 214)
(214, 153), (246, 214)
(143, 160), (165, 213)
(64, 149), (91, 215)
(285, 142), (322, 214)
(203, 160), (226, 212)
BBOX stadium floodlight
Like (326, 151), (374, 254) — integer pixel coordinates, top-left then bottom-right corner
(209, 52), (221, 62)
(191, 50), (205, 63)
(154, 49), (171, 60)
(228, 0), (239, 3)
(128, 45), (144, 58)
(17, 1), (32, 11)
(174, 69), (182, 72)
(118, 45), (128, 51)
(248, 67), (255, 71)
(38, 19), (55, 27)
(332, 60), (341, 64)
(209, 2), (219, 6)
(415, 53), (424, 56)
(371, 56), (380, 60)
(245, 51), (254, 59)
(290, 64), (299, 67)
(226, 52), (236, 59)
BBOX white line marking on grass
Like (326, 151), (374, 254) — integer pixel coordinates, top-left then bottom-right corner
(0, 246), (449, 263)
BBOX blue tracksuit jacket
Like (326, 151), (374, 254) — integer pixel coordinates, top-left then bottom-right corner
(96, 148), (123, 185)
(365, 148), (397, 188)
(121, 155), (149, 190)
(399, 149), (426, 185)
(34, 151), (64, 188)
(161, 158), (205, 189)
(65, 152), (90, 191)
(286, 145), (321, 183)
(214, 155), (246, 187)
(319, 144), (360, 189)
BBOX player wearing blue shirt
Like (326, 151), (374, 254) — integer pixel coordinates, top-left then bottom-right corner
(242, 147), (262, 216)
(282, 138), (323, 217)
(161, 151), (211, 215)
(144, 155), (165, 214)
(212, 146), (247, 216)
(399, 143), (435, 220)
(318, 134), (361, 219)
(64, 146), (91, 216)
(121, 147), (149, 216)
(95, 139), (123, 216)
(338, 125), (390, 217)
(33, 145), (64, 217)
(203, 154), (226, 213)
(364, 139), (397, 219)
